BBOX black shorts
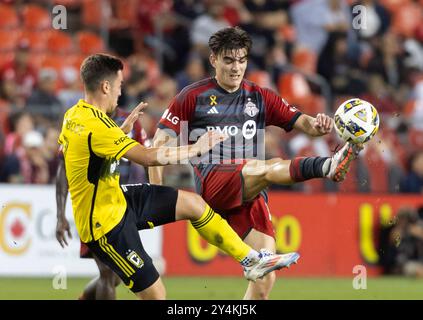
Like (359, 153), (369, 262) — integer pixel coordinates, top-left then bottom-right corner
(87, 183), (178, 293)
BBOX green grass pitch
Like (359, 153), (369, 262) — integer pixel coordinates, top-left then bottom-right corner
(0, 276), (422, 300)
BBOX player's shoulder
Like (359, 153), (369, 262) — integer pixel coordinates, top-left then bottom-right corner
(242, 78), (269, 95)
(62, 102), (82, 120)
(176, 77), (215, 102)
(71, 103), (117, 131)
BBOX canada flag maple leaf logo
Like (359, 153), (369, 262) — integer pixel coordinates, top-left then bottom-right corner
(11, 218), (25, 238)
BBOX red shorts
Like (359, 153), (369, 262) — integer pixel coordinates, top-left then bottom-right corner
(200, 163), (275, 239)
(80, 242), (93, 258)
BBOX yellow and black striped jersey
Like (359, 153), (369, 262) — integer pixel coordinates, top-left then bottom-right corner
(58, 99), (138, 242)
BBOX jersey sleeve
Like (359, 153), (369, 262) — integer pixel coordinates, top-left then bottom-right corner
(58, 130), (64, 145)
(91, 121), (138, 160)
(262, 88), (302, 132)
(57, 113), (67, 145)
(157, 90), (196, 136)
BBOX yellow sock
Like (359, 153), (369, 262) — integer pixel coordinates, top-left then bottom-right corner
(191, 205), (251, 262)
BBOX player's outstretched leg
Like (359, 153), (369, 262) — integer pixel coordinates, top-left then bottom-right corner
(175, 190), (300, 281)
(242, 142), (363, 201)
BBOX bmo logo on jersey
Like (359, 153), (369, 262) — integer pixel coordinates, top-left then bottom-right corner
(206, 125), (238, 136)
(206, 120), (257, 139)
(242, 120), (256, 139)
(161, 109), (179, 125)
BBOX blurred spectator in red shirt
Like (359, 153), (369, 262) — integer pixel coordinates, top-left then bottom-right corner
(0, 39), (37, 107)
(0, 130), (49, 184)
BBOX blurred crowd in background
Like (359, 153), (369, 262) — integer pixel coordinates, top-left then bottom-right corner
(0, 0), (422, 194)
(379, 205), (423, 277)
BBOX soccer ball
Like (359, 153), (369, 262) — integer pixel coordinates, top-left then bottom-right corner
(334, 98), (379, 144)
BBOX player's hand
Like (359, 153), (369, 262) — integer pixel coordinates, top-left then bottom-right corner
(120, 102), (148, 134)
(56, 217), (72, 248)
(194, 131), (228, 156)
(313, 113), (333, 135)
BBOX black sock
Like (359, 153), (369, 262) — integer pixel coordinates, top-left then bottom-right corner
(289, 157), (330, 182)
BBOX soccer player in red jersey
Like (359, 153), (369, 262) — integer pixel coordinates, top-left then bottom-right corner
(150, 27), (361, 299)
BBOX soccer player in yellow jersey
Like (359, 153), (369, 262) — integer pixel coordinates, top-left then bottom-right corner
(58, 53), (299, 299)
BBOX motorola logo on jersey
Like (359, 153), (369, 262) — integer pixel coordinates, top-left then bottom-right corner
(242, 120), (257, 139)
(161, 109), (180, 125)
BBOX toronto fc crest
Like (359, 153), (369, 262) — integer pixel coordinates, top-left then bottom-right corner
(244, 98), (259, 117)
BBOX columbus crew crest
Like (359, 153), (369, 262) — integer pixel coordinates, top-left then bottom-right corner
(244, 98), (259, 117)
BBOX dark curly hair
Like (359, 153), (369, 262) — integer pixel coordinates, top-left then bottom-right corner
(208, 26), (252, 56)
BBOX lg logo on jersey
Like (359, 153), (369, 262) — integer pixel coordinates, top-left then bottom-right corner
(161, 109), (180, 125)
(206, 120), (256, 140)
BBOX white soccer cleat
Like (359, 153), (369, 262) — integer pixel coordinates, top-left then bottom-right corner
(244, 249), (300, 282)
(327, 142), (362, 182)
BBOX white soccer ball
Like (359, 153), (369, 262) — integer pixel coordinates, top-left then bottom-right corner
(334, 98), (379, 144)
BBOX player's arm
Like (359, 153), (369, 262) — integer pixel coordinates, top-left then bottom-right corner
(124, 130), (226, 167)
(55, 155), (72, 248)
(148, 128), (177, 185)
(293, 113), (333, 137)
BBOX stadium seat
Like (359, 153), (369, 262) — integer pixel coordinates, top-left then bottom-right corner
(0, 29), (20, 51)
(41, 54), (67, 73)
(0, 4), (19, 29)
(67, 53), (86, 70)
(292, 47), (317, 75)
(82, 0), (110, 28)
(47, 30), (75, 54)
(76, 31), (105, 55)
(277, 24), (296, 43)
(391, 3), (422, 38)
(277, 73), (326, 114)
(21, 4), (51, 30)
(41, 53), (86, 77)
(246, 70), (273, 89)
(19, 30), (48, 52)
(278, 73), (311, 100)
(112, 0), (139, 28)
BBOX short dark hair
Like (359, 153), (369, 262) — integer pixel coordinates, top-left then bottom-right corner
(208, 27), (252, 56)
(80, 54), (123, 92)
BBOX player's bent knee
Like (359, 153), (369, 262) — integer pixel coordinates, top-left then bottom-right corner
(176, 190), (207, 221)
(99, 267), (119, 286)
